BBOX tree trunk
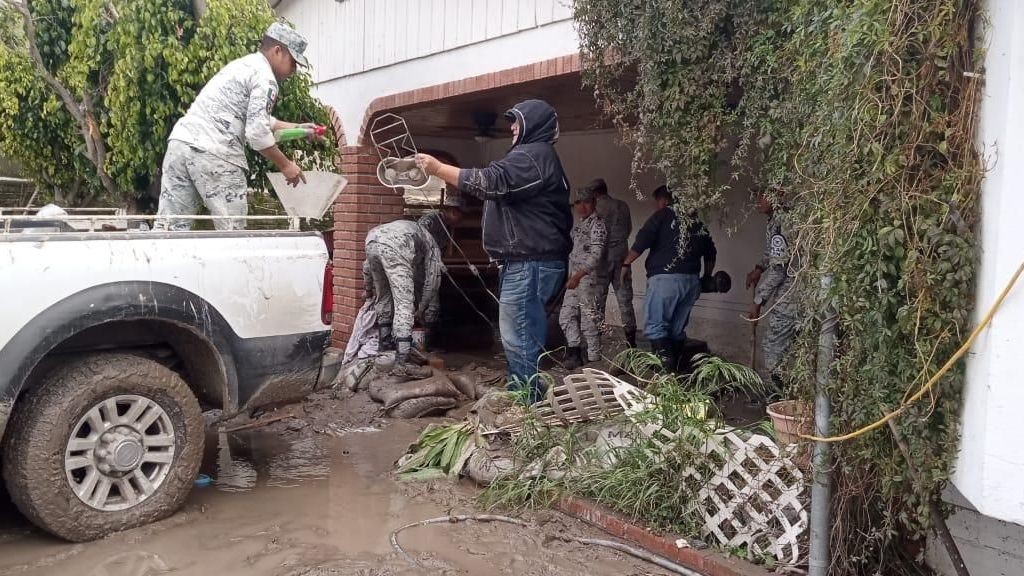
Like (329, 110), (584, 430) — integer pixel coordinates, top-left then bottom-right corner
(5, 0), (121, 203)
(192, 0), (207, 19)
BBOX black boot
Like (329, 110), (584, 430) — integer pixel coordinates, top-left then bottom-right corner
(671, 340), (688, 373)
(564, 347), (583, 371)
(625, 329), (637, 348)
(652, 339), (675, 371)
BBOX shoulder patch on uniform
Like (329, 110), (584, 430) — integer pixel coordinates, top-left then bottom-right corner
(267, 88), (278, 114)
(769, 233), (787, 257)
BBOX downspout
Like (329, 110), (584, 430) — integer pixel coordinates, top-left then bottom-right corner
(809, 275), (837, 576)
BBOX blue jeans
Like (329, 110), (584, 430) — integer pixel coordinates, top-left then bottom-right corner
(644, 274), (701, 341)
(498, 260), (566, 403)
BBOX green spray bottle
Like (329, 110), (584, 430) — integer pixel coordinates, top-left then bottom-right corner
(274, 125), (326, 143)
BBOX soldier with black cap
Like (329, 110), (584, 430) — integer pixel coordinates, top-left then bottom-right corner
(155, 22), (318, 231)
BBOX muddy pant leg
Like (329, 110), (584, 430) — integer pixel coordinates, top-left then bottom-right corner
(592, 260), (613, 327)
(579, 279), (602, 361)
(154, 141), (202, 231)
(377, 247), (416, 343)
(559, 288), (582, 348)
(763, 307), (799, 376)
(188, 151), (248, 231)
(610, 258), (637, 333)
(366, 246), (393, 329)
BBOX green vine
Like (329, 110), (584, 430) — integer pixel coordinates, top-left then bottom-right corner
(574, 0), (982, 573)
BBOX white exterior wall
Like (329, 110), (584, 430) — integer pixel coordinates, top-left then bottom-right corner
(276, 0), (577, 142)
(953, 0), (1024, 526)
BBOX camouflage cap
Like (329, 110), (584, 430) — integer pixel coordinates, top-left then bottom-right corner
(266, 22), (309, 68)
(573, 187), (597, 204)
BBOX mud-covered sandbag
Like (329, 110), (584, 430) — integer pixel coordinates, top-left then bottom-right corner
(450, 372), (479, 400)
(379, 374), (462, 409)
(469, 390), (516, 429)
(464, 450), (515, 486)
(334, 358), (376, 392)
(368, 373), (419, 403)
(388, 396), (457, 419)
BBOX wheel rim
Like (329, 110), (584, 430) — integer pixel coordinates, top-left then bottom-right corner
(64, 395), (176, 512)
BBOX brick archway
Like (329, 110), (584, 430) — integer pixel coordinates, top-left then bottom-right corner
(329, 53), (582, 349)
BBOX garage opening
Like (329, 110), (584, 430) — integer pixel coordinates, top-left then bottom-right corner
(366, 70), (768, 367)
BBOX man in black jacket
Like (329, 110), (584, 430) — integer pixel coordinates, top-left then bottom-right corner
(622, 185), (716, 368)
(415, 99), (572, 402)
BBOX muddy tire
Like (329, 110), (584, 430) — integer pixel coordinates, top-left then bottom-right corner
(2, 353), (204, 542)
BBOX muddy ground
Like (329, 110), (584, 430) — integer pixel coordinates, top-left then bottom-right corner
(0, 354), (673, 576)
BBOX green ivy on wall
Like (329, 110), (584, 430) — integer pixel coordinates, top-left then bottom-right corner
(574, 0), (982, 573)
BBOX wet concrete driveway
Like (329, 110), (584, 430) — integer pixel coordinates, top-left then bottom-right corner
(0, 418), (664, 576)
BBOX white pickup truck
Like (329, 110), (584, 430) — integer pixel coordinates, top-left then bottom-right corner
(0, 210), (341, 541)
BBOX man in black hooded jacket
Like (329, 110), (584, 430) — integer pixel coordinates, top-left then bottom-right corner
(416, 99), (572, 402)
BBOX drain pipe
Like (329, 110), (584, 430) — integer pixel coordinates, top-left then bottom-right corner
(809, 275), (837, 576)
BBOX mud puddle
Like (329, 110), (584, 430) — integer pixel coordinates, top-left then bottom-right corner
(0, 418), (665, 575)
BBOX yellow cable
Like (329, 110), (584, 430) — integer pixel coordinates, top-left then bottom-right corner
(800, 260), (1024, 443)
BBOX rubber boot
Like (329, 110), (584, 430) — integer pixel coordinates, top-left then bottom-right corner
(625, 329), (637, 349)
(671, 340), (688, 373)
(652, 339), (675, 372)
(563, 347), (583, 371)
(769, 372), (786, 401)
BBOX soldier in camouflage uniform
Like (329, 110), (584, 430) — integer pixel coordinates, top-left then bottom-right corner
(587, 179), (638, 347)
(154, 22), (314, 231)
(365, 219), (445, 378)
(747, 193), (799, 388)
(559, 188), (608, 369)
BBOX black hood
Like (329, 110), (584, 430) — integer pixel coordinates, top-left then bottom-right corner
(505, 99), (559, 147)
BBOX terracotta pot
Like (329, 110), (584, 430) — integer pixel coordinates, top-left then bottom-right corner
(766, 400), (813, 445)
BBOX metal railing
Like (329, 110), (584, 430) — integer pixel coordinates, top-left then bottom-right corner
(0, 212), (301, 235)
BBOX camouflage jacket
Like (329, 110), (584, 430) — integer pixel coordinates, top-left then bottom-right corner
(168, 53), (279, 170)
(569, 213), (607, 276)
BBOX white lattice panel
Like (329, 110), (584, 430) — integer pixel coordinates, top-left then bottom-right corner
(597, 370), (809, 565)
(684, 431), (808, 565)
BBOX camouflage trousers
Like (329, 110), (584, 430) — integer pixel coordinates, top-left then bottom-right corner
(365, 241), (416, 342)
(559, 277), (602, 362)
(762, 294), (800, 375)
(592, 248), (637, 332)
(153, 140), (248, 231)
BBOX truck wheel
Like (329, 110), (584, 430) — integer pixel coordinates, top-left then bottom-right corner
(2, 352), (204, 542)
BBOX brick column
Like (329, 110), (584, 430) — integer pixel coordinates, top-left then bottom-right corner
(330, 146), (405, 349)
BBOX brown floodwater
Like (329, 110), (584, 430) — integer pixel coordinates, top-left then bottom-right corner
(0, 418), (663, 576)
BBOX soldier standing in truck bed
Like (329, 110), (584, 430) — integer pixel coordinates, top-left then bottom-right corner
(154, 22), (316, 231)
